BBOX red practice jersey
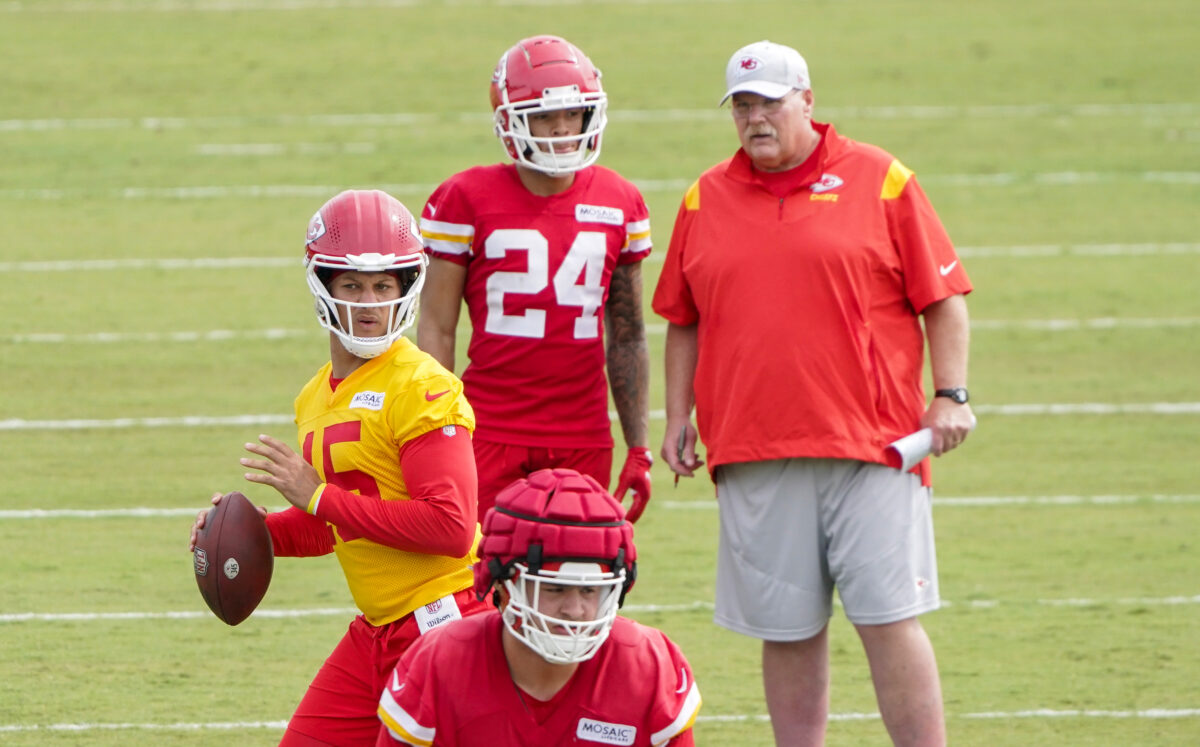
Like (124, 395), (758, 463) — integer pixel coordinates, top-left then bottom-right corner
(420, 163), (652, 449)
(378, 613), (700, 746)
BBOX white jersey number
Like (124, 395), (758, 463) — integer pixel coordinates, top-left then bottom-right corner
(483, 229), (607, 339)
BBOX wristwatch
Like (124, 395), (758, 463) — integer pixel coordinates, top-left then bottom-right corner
(935, 387), (969, 404)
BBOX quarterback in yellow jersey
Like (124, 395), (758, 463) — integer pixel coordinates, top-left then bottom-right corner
(190, 190), (490, 747)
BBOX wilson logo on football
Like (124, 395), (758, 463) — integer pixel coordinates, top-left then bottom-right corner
(194, 548), (209, 576)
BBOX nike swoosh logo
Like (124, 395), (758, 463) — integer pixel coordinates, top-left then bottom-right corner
(675, 667), (689, 694)
(939, 261), (958, 276)
(425, 390), (450, 401)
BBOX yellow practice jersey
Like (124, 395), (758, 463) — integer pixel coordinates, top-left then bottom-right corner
(294, 338), (479, 625)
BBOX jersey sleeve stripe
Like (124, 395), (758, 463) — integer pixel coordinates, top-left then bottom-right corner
(650, 681), (702, 746)
(622, 235), (652, 256)
(423, 238), (472, 257)
(419, 218), (474, 239)
(378, 690), (435, 747)
(625, 218), (650, 237)
(880, 159), (914, 200)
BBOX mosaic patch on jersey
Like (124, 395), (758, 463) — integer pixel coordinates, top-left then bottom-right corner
(576, 718), (637, 745)
(575, 204), (624, 226)
(350, 390), (386, 411)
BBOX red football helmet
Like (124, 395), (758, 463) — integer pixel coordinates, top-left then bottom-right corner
(474, 468), (637, 663)
(490, 35), (608, 176)
(303, 190), (427, 359)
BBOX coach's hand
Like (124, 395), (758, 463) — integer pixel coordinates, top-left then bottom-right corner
(614, 447), (654, 523)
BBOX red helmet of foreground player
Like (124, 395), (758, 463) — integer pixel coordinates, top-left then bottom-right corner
(303, 189), (428, 359)
(474, 468), (637, 664)
(489, 35), (608, 176)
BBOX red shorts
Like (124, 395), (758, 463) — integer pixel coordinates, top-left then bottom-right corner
(473, 437), (613, 522)
(279, 588), (491, 747)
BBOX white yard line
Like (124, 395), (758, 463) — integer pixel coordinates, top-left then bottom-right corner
(2, 104), (1197, 130)
(4, 495), (1197, 519)
(0, 708), (1197, 734)
(0, 0), (743, 12)
(5, 317), (1200, 345)
(2, 243), (1196, 274)
(0, 172), (1197, 202)
(2, 403), (1199, 432)
(2, 594), (1197, 625)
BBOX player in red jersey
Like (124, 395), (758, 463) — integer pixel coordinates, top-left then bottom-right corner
(189, 190), (490, 747)
(416, 35), (653, 524)
(377, 468), (701, 746)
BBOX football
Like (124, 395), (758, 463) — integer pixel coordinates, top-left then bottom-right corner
(192, 491), (274, 626)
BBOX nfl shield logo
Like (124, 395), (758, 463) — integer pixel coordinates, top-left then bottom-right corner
(425, 599), (443, 614)
(194, 548), (209, 576)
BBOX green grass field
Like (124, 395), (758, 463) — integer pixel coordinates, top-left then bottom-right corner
(2, 0), (1198, 744)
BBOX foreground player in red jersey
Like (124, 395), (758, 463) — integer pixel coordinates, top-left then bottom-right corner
(416, 35), (653, 524)
(189, 189), (490, 746)
(377, 469), (701, 746)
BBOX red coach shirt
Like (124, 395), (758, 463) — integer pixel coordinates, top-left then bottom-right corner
(652, 123), (972, 481)
(420, 164), (652, 448)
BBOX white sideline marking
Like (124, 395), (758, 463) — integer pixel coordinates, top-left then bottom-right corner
(662, 494), (1200, 510)
(4, 329), (317, 344)
(0, 415), (293, 430)
(0, 0), (739, 12)
(2, 709), (1196, 733)
(6, 317), (1200, 345)
(196, 142), (375, 156)
(2, 595), (1196, 624)
(0, 104), (1196, 128)
(8, 495), (1199, 520)
(4, 495), (1197, 520)
(0, 257), (296, 271)
(1, 243), (1194, 274)
(0, 173), (1196, 202)
(4, 403), (1199, 432)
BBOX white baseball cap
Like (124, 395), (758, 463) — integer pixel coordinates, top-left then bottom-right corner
(720, 40), (811, 105)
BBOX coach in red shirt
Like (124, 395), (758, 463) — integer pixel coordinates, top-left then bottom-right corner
(653, 40), (975, 746)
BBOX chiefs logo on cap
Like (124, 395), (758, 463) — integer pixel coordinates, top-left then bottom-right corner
(738, 56), (761, 72)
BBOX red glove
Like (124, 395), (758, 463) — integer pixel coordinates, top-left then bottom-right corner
(614, 447), (653, 523)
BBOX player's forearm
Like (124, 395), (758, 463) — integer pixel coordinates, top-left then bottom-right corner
(607, 334), (650, 447)
(264, 506), (336, 557)
(312, 484), (474, 557)
(606, 263), (650, 446)
(416, 317), (456, 372)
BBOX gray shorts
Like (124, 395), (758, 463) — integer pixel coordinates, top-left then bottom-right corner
(714, 458), (940, 641)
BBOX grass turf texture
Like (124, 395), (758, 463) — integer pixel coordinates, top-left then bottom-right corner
(2, 0), (1197, 744)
